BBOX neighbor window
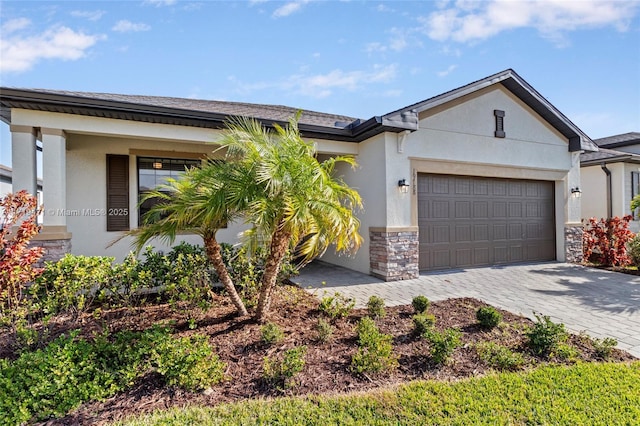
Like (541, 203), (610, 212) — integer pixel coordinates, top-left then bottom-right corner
(137, 157), (201, 223)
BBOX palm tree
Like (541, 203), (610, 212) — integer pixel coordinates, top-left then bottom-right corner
(219, 116), (363, 322)
(129, 163), (249, 317)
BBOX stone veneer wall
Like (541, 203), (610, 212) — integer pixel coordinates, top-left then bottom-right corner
(564, 225), (583, 263)
(31, 239), (72, 267)
(369, 227), (419, 281)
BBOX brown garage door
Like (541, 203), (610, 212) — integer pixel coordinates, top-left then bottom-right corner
(418, 174), (555, 270)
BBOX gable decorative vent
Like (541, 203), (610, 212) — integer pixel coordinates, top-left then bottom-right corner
(494, 110), (505, 138)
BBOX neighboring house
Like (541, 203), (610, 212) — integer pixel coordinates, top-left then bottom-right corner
(0, 69), (596, 280)
(0, 163), (44, 206)
(580, 132), (640, 232)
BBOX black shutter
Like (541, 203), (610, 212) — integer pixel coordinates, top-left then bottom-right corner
(106, 154), (130, 231)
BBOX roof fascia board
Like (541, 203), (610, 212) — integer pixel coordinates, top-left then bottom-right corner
(1, 88), (411, 142)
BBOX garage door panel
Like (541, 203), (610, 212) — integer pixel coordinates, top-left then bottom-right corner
(418, 174), (555, 270)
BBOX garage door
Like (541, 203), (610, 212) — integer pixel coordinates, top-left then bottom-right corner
(418, 174), (555, 270)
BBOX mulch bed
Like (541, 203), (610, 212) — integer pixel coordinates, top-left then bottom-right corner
(2, 284), (634, 426)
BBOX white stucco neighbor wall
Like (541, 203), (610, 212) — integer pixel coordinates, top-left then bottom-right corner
(581, 165), (608, 220)
(580, 162), (640, 233)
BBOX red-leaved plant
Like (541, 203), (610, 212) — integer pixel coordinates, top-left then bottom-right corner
(582, 215), (635, 267)
(1, 191), (44, 312)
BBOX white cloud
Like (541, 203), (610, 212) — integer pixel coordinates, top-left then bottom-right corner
(1, 17), (31, 34)
(286, 64), (397, 98)
(1, 24), (104, 73)
(144, 0), (177, 6)
(112, 20), (151, 33)
(419, 0), (639, 45)
(228, 65), (398, 99)
(437, 64), (457, 77)
(71, 10), (106, 21)
(365, 27), (418, 54)
(273, 0), (311, 18)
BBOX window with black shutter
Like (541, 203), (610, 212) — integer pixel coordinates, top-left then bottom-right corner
(106, 154), (130, 231)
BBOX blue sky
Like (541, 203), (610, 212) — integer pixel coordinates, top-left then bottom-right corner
(1, 0), (639, 168)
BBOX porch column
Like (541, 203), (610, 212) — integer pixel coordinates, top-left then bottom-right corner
(41, 128), (67, 227)
(34, 128), (71, 263)
(10, 125), (37, 196)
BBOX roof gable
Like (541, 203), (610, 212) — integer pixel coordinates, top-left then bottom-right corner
(380, 69), (597, 152)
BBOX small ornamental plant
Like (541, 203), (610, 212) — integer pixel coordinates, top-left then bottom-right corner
(413, 313), (436, 336)
(476, 306), (502, 329)
(351, 317), (398, 375)
(412, 295), (430, 314)
(318, 292), (355, 321)
(366, 295), (386, 319)
(261, 322), (285, 345)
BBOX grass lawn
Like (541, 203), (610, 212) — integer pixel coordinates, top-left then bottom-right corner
(119, 361), (640, 425)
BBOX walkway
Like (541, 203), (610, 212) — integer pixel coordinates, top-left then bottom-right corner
(294, 261), (640, 358)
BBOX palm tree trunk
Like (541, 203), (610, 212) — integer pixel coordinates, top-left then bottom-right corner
(203, 234), (248, 317)
(255, 225), (291, 322)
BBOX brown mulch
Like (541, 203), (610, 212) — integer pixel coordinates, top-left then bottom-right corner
(2, 284), (635, 426)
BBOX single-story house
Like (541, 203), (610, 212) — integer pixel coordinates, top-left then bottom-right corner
(580, 132), (640, 232)
(0, 69), (596, 280)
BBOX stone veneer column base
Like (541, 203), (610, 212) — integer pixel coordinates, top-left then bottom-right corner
(564, 225), (583, 263)
(30, 226), (73, 266)
(369, 227), (419, 281)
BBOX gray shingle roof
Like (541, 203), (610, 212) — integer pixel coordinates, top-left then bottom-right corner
(594, 132), (640, 148)
(22, 88), (358, 129)
(581, 146), (640, 165)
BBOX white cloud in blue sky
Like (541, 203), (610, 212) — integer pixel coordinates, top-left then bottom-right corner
(0, 18), (104, 73)
(70, 10), (106, 21)
(112, 20), (151, 33)
(421, 0), (637, 45)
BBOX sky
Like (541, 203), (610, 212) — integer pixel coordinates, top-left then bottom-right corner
(1, 0), (639, 168)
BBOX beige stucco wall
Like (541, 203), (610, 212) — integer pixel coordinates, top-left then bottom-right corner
(581, 165), (608, 220)
(319, 133), (388, 274)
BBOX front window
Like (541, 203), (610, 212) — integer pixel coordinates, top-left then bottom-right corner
(137, 157), (201, 223)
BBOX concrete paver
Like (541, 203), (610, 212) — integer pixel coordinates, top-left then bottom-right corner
(294, 261), (640, 358)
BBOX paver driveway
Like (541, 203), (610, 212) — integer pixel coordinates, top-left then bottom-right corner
(294, 261), (640, 357)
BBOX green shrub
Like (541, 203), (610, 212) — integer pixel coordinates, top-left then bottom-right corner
(151, 334), (226, 391)
(351, 317), (398, 375)
(263, 346), (307, 389)
(476, 342), (525, 371)
(31, 254), (115, 316)
(628, 234), (640, 266)
(425, 328), (462, 365)
(592, 337), (618, 359)
(413, 313), (436, 336)
(261, 322), (285, 345)
(219, 244), (298, 307)
(476, 306), (502, 329)
(0, 326), (226, 424)
(103, 252), (154, 307)
(315, 318), (334, 343)
(412, 295), (430, 314)
(367, 295), (386, 319)
(526, 313), (568, 357)
(318, 292), (355, 321)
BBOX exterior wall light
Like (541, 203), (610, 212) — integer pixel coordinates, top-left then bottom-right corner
(571, 187), (582, 198)
(398, 179), (410, 193)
